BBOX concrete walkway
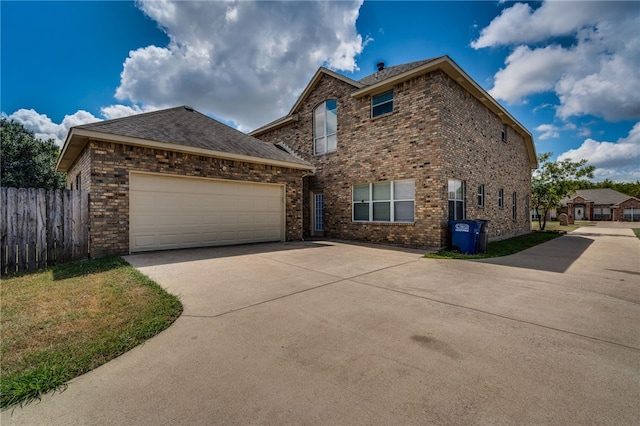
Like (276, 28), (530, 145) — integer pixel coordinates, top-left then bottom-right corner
(3, 223), (639, 425)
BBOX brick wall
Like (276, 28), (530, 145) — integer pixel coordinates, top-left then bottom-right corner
(67, 144), (92, 191)
(615, 198), (640, 221)
(256, 70), (533, 248)
(66, 140), (306, 257)
(437, 71), (532, 241)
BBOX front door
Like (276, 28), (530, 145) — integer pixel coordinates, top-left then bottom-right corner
(312, 193), (324, 236)
(574, 206), (584, 220)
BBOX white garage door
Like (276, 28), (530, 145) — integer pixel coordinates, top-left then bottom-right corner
(130, 173), (285, 252)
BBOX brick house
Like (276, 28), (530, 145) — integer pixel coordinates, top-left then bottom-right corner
(250, 56), (537, 248)
(57, 106), (314, 256)
(57, 55), (536, 256)
(560, 188), (640, 221)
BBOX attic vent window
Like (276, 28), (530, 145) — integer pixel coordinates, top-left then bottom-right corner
(184, 106), (194, 112)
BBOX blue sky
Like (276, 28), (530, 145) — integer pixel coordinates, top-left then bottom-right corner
(2, 1), (639, 181)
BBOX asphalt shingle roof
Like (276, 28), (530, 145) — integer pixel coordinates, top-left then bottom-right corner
(563, 188), (634, 205)
(358, 57), (443, 86)
(76, 106), (312, 167)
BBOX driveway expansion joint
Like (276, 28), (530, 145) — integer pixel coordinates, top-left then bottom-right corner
(180, 258), (422, 319)
(355, 281), (640, 352)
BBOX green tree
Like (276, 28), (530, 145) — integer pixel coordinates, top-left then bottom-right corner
(0, 119), (66, 189)
(532, 152), (595, 230)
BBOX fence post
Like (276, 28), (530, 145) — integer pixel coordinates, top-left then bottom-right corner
(36, 188), (47, 269)
(1, 188), (7, 274)
(26, 188), (38, 271)
(63, 190), (73, 263)
(5, 188), (18, 274)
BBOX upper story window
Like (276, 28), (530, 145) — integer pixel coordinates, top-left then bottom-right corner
(371, 90), (393, 118)
(313, 100), (337, 155)
(501, 124), (507, 142)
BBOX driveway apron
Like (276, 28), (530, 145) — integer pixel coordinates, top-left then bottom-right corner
(3, 224), (639, 425)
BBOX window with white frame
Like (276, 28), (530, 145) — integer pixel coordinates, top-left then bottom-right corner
(352, 180), (414, 223)
(371, 91), (393, 118)
(623, 208), (640, 221)
(314, 100), (337, 155)
(512, 192), (517, 220)
(501, 124), (507, 142)
(477, 184), (485, 207)
(498, 188), (504, 209)
(448, 179), (465, 221)
(594, 207), (611, 220)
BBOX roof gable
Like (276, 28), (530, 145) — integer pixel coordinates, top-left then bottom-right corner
(250, 68), (362, 136)
(351, 56), (537, 169)
(288, 67), (363, 116)
(57, 106), (314, 172)
(250, 56), (537, 169)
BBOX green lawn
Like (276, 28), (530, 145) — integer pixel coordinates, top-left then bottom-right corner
(633, 229), (640, 239)
(425, 231), (562, 259)
(0, 256), (182, 410)
(530, 220), (597, 232)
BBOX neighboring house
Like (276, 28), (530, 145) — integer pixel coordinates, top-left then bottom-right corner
(560, 188), (640, 221)
(250, 56), (537, 248)
(57, 106), (314, 256)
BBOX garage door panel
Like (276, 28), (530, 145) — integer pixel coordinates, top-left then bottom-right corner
(130, 174), (285, 252)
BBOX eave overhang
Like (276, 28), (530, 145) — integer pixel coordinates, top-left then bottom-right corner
(56, 128), (316, 173)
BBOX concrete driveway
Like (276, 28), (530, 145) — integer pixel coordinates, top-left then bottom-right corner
(3, 223), (639, 425)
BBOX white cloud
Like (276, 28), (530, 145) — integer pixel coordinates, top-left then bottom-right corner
(535, 122), (576, 140)
(473, 1), (640, 122)
(535, 124), (559, 140)
(557, 122), (640, 181)
(4, 109), (100, 146)
(115, 1), (365, 131)
(3, 104), (159, 146)
(100, 104), (160, 120)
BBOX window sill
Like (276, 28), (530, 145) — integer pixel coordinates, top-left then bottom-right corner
(313, 149), (337, 157)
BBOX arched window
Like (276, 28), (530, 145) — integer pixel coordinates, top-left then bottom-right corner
(313, 100), (337, 155)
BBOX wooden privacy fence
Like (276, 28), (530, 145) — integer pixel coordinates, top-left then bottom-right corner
(1, 187), (89, 275)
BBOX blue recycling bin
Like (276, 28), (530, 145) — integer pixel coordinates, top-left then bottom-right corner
(449, 220), (480, 254)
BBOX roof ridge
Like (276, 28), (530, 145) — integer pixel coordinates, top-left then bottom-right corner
(358, 56), (445, 86)
(77, 105), (190, 129)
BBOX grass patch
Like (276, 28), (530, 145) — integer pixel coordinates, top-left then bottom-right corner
(0, 256), (182, 410)
(531, 220), (596, 233)
(425, 231), (562, 259)
(633, 229), (640, 239)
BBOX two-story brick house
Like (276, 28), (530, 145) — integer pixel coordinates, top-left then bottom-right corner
(57, 55), (536, 256)
(250, 56), (537, 248)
